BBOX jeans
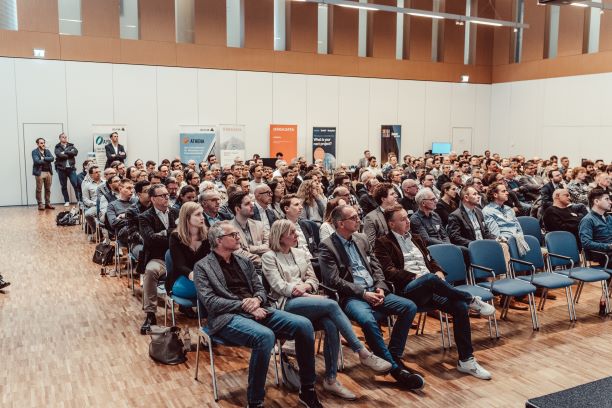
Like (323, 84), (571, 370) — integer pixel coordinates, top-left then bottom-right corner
(172, 275), (196, 299)
(284, 296), (363, 380)
(343, 293), (417, 371)
(57, 168), (79, 202)
(402, 273), (474, 360)
(217, 309), (316, 405)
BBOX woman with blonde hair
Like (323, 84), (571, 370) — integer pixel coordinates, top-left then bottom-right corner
(296, 178), (327, 225)
(262, 220), (392, 400)
(167, 202), (210, 312)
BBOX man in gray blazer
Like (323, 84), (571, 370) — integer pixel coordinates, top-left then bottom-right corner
(227, 191), (270, 269)
(318, 204), (424, 391)
(362, 182), (398, 248)
(194, 221), (321, 408)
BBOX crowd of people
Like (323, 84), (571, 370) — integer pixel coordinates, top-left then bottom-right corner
(29, 133), (612, 408)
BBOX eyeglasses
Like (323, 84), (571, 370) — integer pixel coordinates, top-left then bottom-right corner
(423, 197), (437, 201)
(257, 191), (273, 196)
(220, 232), (240, 239)
(154, 193), (170, 198)
(341, 215), (360, 222)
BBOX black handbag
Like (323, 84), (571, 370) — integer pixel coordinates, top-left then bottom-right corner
(148, 325), (187, 365)
(280, 352), (301, 391)
(92, 243), (115, 266)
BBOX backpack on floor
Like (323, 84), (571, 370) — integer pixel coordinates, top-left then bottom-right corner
(56, 209), (79, 226)
(92, 243), (115, 266)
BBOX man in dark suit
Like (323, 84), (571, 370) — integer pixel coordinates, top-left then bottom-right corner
(138, 183), (179, 334)
(363, 182), (397, 248)
(399, 178), (419, 215)
(54, 132), (79, 205)
(318, 204), (424, 390)
(357, 177), (379, 217)
(252, 184), (277, 230)
(540, 169), (565, 212)
(104, 131), (127, 169)
(447, 186), (495, 247)
(194, 221), (321, 408)
(374, 204), (494, 380)
(32, 138), (55, 210)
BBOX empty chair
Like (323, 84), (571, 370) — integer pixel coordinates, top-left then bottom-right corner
(163, 249), (196, 327)
(545, 231), (611, 316)
(507, 235), (576, 322)
(468, 240), (540, 330)
(429, 244), (499, 339)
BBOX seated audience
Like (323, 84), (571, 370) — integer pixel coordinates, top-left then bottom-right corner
(173, 185), (197, 210)
(374, 204), (494, 380)
(319, 197), (348, 242)
(399, 178), (419, 215)
(542, 189), (586, 245)
(165, 177), (179, 207)
(540, 169), (566, 211)
(358, 177), (379, 216)
(297, 179), (327, 226)
(199, 190), (233, 227)
(318, 205), (424, 390)
(567, 166), (590, 206)
(252, 184), (277, 231)
(82, 165), (104, 236)
(262, 220), (392, 400)
(410, 189), (450, 246)
(194, 221), (322, 408)
(435, 182), (458, 227)
(106, 178), (137, 238)
(120, 180), (151, 259)
(98, 175), (121, 225)
(281, 194), (320, 258)
(363, 182), (398, 248)
(228, 191), (270, 269)
(447, 186), (495, 247)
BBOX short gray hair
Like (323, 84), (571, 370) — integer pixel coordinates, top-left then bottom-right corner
(208, 221), (231, 249)
(199, 189), (220, 204)
(331, 204), (350, 228)
(415, 188), (434, 207)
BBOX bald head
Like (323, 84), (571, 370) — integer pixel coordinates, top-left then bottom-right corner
(254, 184), (273, 206)
(552, 188), (571, 208)
(401, 178), (419, 198)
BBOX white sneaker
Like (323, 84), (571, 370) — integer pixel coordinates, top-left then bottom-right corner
(139, 274), (144, 287)
(469, 296), (496, 317)
(64, 202), (70, 207)
(457, 357), (492, 380)
(359, 352), (392, 374)
(107, 269), (117, 277)
(323, 379), (356, 400)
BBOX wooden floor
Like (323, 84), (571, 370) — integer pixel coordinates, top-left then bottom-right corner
(1, 206), (611, 408)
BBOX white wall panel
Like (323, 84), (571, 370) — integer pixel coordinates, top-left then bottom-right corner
(398, 80), (426, 156)
(0, 58), (22, 206)
(369, 78), (399, 161)
(338, 77), (369, 166)
(198, 69), (237, 126)
(273, 73), (308, 159)
(113, 64), (158, 163)
(489, 83), (511, 156)
(424, 82), (452, 150)
(450, 83), (476, 129)
(236, 71), (273, 158)
(508, 80), (544, 158)
(543, 75), (602, 127)
(473, 84), (491, 155)
(65, 61), (114, 167)
(306, 75), (339, 163)
(157, 67), (199, 161)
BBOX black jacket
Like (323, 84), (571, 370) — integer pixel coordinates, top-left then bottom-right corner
(54, 142), (78, 171)
(137, 206), (179, 272)
(299, 219), (320, 258)
(252, 204), (278, 226)
(447, 204), (494, 247)
(399, 196), (418, 215)
(104, 143), (126, 169)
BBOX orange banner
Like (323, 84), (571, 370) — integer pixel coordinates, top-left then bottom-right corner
(269, 124), (298, 162)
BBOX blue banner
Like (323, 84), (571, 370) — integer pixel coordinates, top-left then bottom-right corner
(312, 127), (337, 172)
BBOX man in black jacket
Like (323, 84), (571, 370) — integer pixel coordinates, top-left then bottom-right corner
(540, 169), (565, 212)
(120, 180), (151, 260)
(447, 187), (495, 247)
(54, 133), (79, 206)
(138, 183), (179, 334)
(104, 132), (127, 168)
(32, 138), (55, 211)
(542, 188), (586, 246)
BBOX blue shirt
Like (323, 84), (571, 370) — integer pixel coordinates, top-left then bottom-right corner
(579, 210), (612, 252)
(337, 234), (374, 290)
(482, 203), (523, 240)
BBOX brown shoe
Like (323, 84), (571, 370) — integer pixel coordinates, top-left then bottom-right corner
(38, 204), (45, 211)
(508, 299), (529, 311)
(45, 204), (55, 209)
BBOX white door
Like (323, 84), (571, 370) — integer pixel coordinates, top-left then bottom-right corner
(451, 127), (473, 155)
(22, 123), (65, 205)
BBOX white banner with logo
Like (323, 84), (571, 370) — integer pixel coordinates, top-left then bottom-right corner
(218, 124), (246, 167)
(179, 125), (216, 164)
(92, 125), (128, 167)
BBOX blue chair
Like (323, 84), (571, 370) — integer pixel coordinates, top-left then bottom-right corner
(468, 240), (540, 330)
(164, 249), (197, 326)
(194, 300), (281, 401)
(517, 216), (544, 245)
(507, 235), (576, 322)
(429, 244), (499, 339)
(545, 231), (611, 316)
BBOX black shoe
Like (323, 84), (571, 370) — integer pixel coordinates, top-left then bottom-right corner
(298, 388), (323, 408)
(246, 403), (264, 408)
(390, 367), (425, 390)
(140, 313), (157, 335)
(393, 358), (425, 378)
(178, 305), (197, 319)
(599, 300), (607, 317)
(0, 278), (9, 290)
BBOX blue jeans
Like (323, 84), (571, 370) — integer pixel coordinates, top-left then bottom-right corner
(57, 168), (79, 202)
(284, 296), (363, 380)
(217, 309), (316, 405)
(402, 273), (474, 360)
(343, 293), (417, 371)
(172, 275), (196, 299)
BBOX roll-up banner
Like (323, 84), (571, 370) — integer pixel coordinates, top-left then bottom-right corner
(312, 127), (337, 172)
(270, 124), (298, 163)
(218, 124), (246, 167)
(179, 125), (216, 164)
(380, 125), (401, 162)
(92, 125), (128, 167)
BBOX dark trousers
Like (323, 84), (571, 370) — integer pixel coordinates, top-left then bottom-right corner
(57, 168), (79, 202)
(402, 273), (474, 361)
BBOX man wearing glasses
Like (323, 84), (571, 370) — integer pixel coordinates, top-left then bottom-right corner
(410, 189), (450, 246)
(319, 205), (423, 390)
(138, 184), (179, 334)
(252, 185), (277, 231)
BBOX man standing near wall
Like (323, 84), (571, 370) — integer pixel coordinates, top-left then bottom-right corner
(104, 132), (126, 169)
(32, 138), (55, 211)
(54, 133), (79, 206)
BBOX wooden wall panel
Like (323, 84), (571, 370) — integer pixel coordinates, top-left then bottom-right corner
(244, 0), (274, 49)
(288, 3), (318, 53)
(368, 0), (396, 59)
(407, 0), (433, 62)
(60, 36), (121, 62)
(329, 5), (359, 56)
(492, 0), (512, 66)
(120, 39), (177, 66)
(521, 0), (545, 62)
(474, 0), (494, 67)
(82, 0), (120, 38)
(442, 0), (465, 64)
(557, 6), (584, 57)
(0, 30), (60, 58)
(16, 0), (58, 33)
(195, 0), (226, 46)
(600, 9), (612, 52)
(139, 0), (175, 43)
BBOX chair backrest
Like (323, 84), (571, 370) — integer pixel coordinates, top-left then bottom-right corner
(508, 235), (545, 273)
(428, 244), (467, 285)
(468, 240), (507, 280)
(517, 216), (543, 245)
(164, 249), (173, 276)
(545, 231), (581, 268)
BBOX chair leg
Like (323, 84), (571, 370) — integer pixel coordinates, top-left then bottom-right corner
(563, 287), (574, 322)
(437, 312), (446, 350)
(171, 300), (176, 327)
(316, 331), (323, 355)
(527, 293), (540, 330)
(273, 340), (280, 386)
(491, 301), (500, 338)
(339, 339), (345, 372)
(195, 334), (201, 380)
(575, 281), (585, 304)
(209, 340), (219, 401)
(164, 298), (168, 327)
(414, 313), (423, 334)
(445, 313), (452, 347)
(419, 313), (427, 335)
(602, 281), (611, 315)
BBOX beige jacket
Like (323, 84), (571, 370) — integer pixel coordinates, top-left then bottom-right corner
(230, 218), (270, 267)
